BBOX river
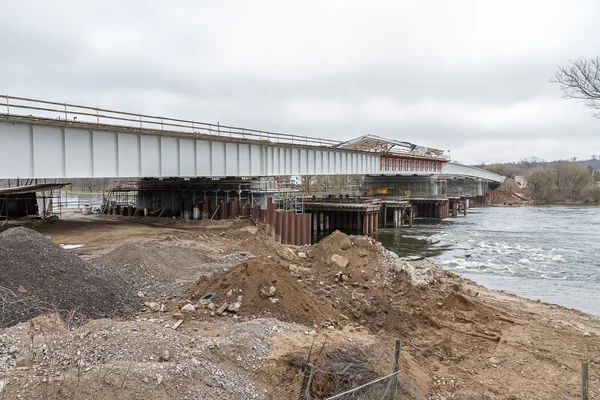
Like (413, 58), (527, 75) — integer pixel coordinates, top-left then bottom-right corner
(377, 206), (600, 316)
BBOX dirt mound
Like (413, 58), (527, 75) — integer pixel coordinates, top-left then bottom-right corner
(307, 230), (383, 276)
(0, 227), (136, 327)
(95, 241), (217, 299)
(222, 225), (296, 260)
(180, 257), (334, 326)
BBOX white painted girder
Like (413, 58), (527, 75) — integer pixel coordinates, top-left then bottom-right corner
(0, 121), (380, 179)
(441, 162), (505, 183)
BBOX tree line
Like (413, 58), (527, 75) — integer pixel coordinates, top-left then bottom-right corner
(481, 158), (600, 204)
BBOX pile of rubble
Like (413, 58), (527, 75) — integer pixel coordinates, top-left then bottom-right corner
(0, 227), (137, 327)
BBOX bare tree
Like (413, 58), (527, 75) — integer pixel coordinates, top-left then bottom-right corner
(553, 161), (592, 200)
(519, 156), (545, 170)
(551, 57), (600, 117)
(526, 168), (556, 203)
(300, 175), (314, 193)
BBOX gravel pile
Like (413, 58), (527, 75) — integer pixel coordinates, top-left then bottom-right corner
(95, 241), (224, 299)
(0, 227), (137, 327)
(0, 316), (297, 399)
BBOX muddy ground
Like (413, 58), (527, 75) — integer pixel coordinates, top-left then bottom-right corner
(0, 211), (599, 399)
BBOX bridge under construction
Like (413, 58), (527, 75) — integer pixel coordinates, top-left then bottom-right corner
(0, 95), (504, 245)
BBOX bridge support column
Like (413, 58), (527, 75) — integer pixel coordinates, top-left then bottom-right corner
(358, 212), (363, 233)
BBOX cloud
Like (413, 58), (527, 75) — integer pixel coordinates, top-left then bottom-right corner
(1, 0), (599, 164)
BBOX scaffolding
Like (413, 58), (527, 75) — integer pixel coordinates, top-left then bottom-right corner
(0, 184), (66, 224)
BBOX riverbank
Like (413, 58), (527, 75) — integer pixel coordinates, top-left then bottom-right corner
(1, 213), (598, 398)
(379, 205), (600, 317)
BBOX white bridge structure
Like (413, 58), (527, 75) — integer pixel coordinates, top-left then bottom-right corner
(0, 96), (503, 183)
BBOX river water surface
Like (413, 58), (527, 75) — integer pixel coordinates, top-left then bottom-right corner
(377, 206), (600, 316)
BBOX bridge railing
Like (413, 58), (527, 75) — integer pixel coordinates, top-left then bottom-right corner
(0, 95), (341, 148)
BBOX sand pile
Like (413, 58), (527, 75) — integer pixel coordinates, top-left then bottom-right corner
(95, 241), (216, 299)
(0, 227), (136, 327)
(180, 257), (335, 326)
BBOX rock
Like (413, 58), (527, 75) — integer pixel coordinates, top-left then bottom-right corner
(136, 290), (145, 298)
(17, 285), (27, 294)
(269, 297), (279, 304)
(331, 254), (349, 268)
(196, 299), (213, 309)
(156, 374), (163, 385)
(259, 285), (277, 298)
(158, 350), (170, 362)
(488, 356), (500, 365)
(227, 302), (241, 313)
(298, 252), (308, 259)
(340, 238), (352, 250)
(583, 332), (593, 337)
(226, 289), (233, 297)
(340, 274), (349, 282)
(386, 250), (399, 259)
(395, 261), (435, 286)
(144, 302), (161, 312)
(284, 248), (295, 259)
(181, 304), (196, 312)
(216, 303), (229, 315)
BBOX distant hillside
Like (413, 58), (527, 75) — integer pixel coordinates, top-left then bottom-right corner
(577, 159), (600, 170)
(476, 158), (600, 178)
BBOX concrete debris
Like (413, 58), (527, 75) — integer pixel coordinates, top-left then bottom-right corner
(340, 238), (352, 250)
(394, 260), (435, 286)
(181, 304), (196, 312)
(284, 248), (296, 259)
(297, 252), (308, 259)
(227, 303), (241, 313)
(216, 303), (229, 315)
(260, 285), (277, 298)
(331, 254), (350, 268)
(171, 320), (183, 330)
(137, 290), (145, 298)
(269, 298), (279, 304)
(196, 299), (214, 309)
(144, 302), (161, 312)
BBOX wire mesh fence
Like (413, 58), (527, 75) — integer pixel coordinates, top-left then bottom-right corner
(322, 370), (400, 400)
(0, 286), (59, 329)
(0, 285), (87, 329)
(296, 340), (403, 400)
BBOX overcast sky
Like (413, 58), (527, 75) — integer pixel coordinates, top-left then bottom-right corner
(1, 1), (599, 164)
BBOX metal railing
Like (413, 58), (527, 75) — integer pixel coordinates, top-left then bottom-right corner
(0, 94), (341, 148)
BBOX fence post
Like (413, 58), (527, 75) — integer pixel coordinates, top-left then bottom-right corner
(299, 363), (314, 400)
(389, 340), (401, 400)
(582, 360), (588, 400)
